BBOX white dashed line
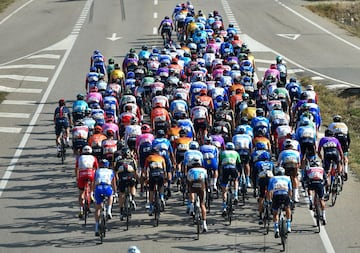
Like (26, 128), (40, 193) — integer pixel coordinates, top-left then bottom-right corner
(0, 127), (22, 134)
(0, 75), (48, 82)
(0, 112), (30, 118)
(28, 54), (61, 59)
(0, 64), (55, 70)
(2, 100), (36, 105)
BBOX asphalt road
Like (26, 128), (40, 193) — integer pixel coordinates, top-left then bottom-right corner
(0, 0), (359, 253)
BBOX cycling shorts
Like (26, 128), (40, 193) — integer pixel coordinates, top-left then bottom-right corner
(271, 194), (290, 211)
(149, 170), (165, 191)
(237, 149), (250, 164)
(77, 169), (95, 189)
(189, 180), (206, 204)
(139, 142), (152, 169)
(299, 139), (315, 157)
(323, 149), (340, 173)
(127, 137), (137, 151)
(176, 151), (186, 164)
(55, 118), (69, 135)
(308, 181), (325, 199)
(73, 139), (87, 152)
(203, 158), (219, 171)
(94, 184), (113, 205)
(194, 118), (208, 133)
(284, 165), (298, 178)
(117, 172), (136, 193)
(257, 177), (270, 198)
(220, 166), (238, 187)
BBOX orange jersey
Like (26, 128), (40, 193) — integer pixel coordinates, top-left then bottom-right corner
(144, 154), (167, 171)
(197, 95), (214, 111)
(174, 137), (192, 153)
(229, 84), (245, 97)
(151, 107), (170, 124)
(88, 133), (107, 147)
(230, 94), (243, 111)
(253, 136), (271, 151)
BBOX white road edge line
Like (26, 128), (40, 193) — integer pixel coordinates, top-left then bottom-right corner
(220, 0), (337, 252)
(0, 0), (94, 197)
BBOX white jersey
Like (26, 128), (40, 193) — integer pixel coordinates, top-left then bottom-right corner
(276, 125), (292, 138)
(77, 154), (97, 170)
(191, 105), (208, 120)
(124, 125), (142, 140)
(152, 95), (169, 108)
(328, 122), (348, 135)
(95, 168), (114, 185)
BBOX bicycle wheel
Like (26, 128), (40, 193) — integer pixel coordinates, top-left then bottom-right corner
(84, 198), (89, 225)
(280, 217), (287, 252)
(227, 191), (233, 225)
(331, 177), (338, 207)
(125, 194), (131, 231)
(60, 135), (66, 164)
(315, 195), (321, 233)
(263, 205), (270, 235)
(195, 206), (200, 240)
(99, 211), (106, 243)
(154, 192), (160, 227)
(83, 185), (91, 225)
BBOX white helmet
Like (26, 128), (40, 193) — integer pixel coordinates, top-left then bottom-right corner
(128, 246), (141, 253)
(82, 145), (92, 154)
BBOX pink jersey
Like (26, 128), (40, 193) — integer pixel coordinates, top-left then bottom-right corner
(136, 133), (155, 151)
(264, 68), (280, 82)
(102, 122), (119, 138)
(86, 92), (103, 106)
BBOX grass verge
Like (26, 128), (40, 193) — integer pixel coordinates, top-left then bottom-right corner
(300, 77), (360, 177)
(0, 92), (8, 103)
(0, 0), (15, 13)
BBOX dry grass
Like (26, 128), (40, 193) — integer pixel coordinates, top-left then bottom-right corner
(301, 77), (360, 177)
(306, 1), (360, 37)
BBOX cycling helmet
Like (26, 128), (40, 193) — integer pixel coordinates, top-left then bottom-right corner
(225, 142), (235, 150)
(105, 89), (113, 96)
(90, 66), (97, 72)
(299, 117), (311, 126)
(202, 135), (211, 143)
(108, 58), (115, 64)
(256, 108), (264, 116)
(240, 117), (248, 125)
(93, 50), (100, 54)
(94, 125), (102, 133)
(268, 93), (278, 100)
(254, 142), (265, 150)
(276, 55), (282, 64)
(259, 152), (271, 161)
(106, 129), (115, 137)
(325, 129), (334, 137)
(121, 147), (132, 158)
(274, 166), (285, 176)
(333, 115), (342, 122)
(300, 92), (308, 100)
(270, 63), (277, 69)
(179, 128), (187, 137)
(157, 129), (165, 137)
(235, 127), (245, 135)
(309, 159), (320, 167)
(289, 77), (297, 83)
(82, 145), (92, 154)
(128, 246), (141, 253)
(101, 159), (110, 168)
(77, 93), (85, 100)
(127, 72), (135, 79)
(58, 98), (65, 106)
(242, 93), (249, 100)
(306, 84), (314, 91)
(130, 117), (138, 125)
(256, 128), (266, 136)
(165, 16), (170, 19)
(284, 140), (294, 149)
(189, 141), (199, 150)
(142, 45), (148, 50)
(273, 103), (282, 110)
(189, 157), (202, 168)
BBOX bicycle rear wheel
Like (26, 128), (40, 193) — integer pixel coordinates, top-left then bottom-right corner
(227, 191), (233, 225)
(331, 177), (338, 207)
(99, 212), (106, 243)
(280, 217), (287, 252)
(154, 193), (160, 227)
(60, 136), (66, 164)
(125, 194), (131, 230)
(315, 195), (321, 233)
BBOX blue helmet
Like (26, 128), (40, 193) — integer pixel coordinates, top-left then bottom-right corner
(258, 152), (271, 161)
(90, 66), (97, 72)
(255, 142), (267, 150)
(94, 50), (100, 54)
(101, 159), (110, 168)
(127, 72), (135, 79)
(105, 89), (113, 96)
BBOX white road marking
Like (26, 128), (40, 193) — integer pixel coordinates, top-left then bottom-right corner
(0, 0), (93, 197)
(0, 85), (42, 93)
(28, 54), (61, 59)
(154, 0), (158, 5)
(241, 34), (272, 52)
(0, 75), (48, 82)
(0, 0), (35, 25)
(327, 84), (351, 90)
(153, 27), (157, 35)
(154, 12), (158, 19)
(0, 112), (30, 118)
(277, 33), (301, 40)
(311, 76), (325, 81)
(0, 64), (55, 70)
(106, 33), (122, 41)
(2, 100), (36, 105)
(0, 127), (22, 133)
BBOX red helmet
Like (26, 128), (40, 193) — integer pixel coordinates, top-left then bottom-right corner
(141, 124), (151, 133)
(106, 129), (114, 137)
(270, 64), (276, 69)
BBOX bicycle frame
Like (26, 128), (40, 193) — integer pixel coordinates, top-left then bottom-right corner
(278, 204), (288, 252)
(83, 180), (91, 226)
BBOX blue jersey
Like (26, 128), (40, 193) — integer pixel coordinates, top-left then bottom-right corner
(187, 167), (207, 182)
(254, 160), (275, 179)
(72, 100), (88, 113)
(235, 124), (254, 138)
(190, 81), (207, 105)
(177, 119), (195, 138)
(295, 125), (316, 143)
(152, 137), (173, 154)
(200, 144), (219, 170)
(170, 99), (188, 118)
(286, 82), (302, 100)
(251, 116), (270, 135)
(183, 150), (204, 167)
(232, 134), (252, 151)
(268, 175), (292, 195)
(251, 150), (272, 164)
(54, 106), (71, 121)
(277, 149), (301, 168)
(138, 50), (151, 61)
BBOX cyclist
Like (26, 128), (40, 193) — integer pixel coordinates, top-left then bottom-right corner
(275, 55), (287, 85)
(317, 129), (344, 186)
(54, 98), (72, 156)
(219, 142), (242, 215)
(187, 158), (209, 232)
(303, 159), (327, 225)
(88, 125), (107, 160)
(232, 128), (253, 188)
(158, 16), (174, 44)
(93, 159), (117, 236)
(268, 166), (292, 238)
(144, 146), (167, 216)
(174, 129), (193, 181)
(328, 115), (350, 180)
(75, 145), (99, 219)
(128, 246), (141, 253)
(200, 135), (219, 191)
(191, 98), (211, 144)
(253, 152), (275, 225)
(85, 66), (99, 93)
(72, 119), (89, 156)
(124, 117), (142, 153)
(90, 49), (106, 75)
(115, 147), (138, 220)
(72, 93), (88, 121)
(277, 140), (301, 203)
(101, 129), (118, 165)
